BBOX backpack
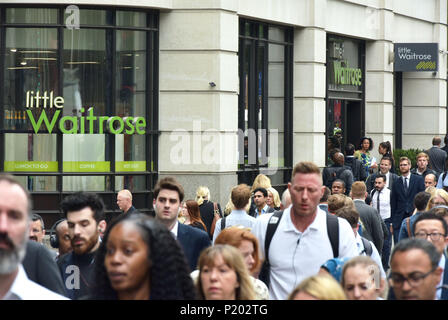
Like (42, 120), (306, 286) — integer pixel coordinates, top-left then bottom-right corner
(258, 211), (339, 287)
(360, 237), (373, 256)
(325, 166), (348, 189)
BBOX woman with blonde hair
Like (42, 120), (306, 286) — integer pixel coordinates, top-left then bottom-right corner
(425, 188), (448, 211)
(266, 187), (281, 210)
(196, 245), (256, 300)
(288, 275), (347, 300)
(195, 186), (222, 239)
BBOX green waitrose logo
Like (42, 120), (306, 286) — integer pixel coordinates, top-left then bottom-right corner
(25, 90), (146, 135)
(333, 61), (362, 86)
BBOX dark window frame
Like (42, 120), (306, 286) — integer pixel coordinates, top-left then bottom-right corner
(237, 19), (293, 192)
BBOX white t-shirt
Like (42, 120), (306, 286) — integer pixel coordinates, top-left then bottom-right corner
(252, 206), (358, 300)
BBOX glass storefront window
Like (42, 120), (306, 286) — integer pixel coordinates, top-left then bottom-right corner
(116, 30), (146, 118)
(4, 28), (58, 130)
(116, 11), (146, 28)
(115, 175), (146, 191)
(0, 6), (158, 213)
(63, 28), (107, 119)
(6, 8), (57, 24)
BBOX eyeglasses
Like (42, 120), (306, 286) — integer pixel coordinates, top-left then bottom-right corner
(388, 267), (437, 288)
(414, 231), (446, 241)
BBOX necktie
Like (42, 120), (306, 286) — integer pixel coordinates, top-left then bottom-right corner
(403, 177), (408, 194)
(377, 190), (380, 213)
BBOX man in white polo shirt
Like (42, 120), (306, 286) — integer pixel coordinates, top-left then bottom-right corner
(252, 161), (358, 300)
(0, 174), (68, 300)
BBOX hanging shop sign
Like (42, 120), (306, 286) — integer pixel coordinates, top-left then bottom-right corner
(394, 43), (438, 72)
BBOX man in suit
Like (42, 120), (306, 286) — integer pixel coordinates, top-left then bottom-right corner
(426, 136), (447, 176)
(350, 181), (385, 254)
(153, 177), (211, 272)
(23, 240), (67, 296)
(366, 156), (399, 194)
(390, 156), (426, 244)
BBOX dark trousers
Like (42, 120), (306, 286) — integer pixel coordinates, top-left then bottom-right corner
(382, 218), (393, 272)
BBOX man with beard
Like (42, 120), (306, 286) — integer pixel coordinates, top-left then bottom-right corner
(58, 192), (104, 299)
(0, 174), (67, 300)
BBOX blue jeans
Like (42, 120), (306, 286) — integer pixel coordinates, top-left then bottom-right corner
(381, 218), (393, 271)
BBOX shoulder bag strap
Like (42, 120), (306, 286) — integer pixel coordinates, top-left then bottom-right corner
(326, 213), (339, 258)
(264, 210), (284, 264)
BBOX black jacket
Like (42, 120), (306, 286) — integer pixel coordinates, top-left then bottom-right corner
(345, 156), (367, 181)
(22, 241), (67, 297)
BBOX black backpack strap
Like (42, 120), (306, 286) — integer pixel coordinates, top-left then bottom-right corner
(361, 237), (373, 256)
(264, 210), (284, 264)
(221, 216), (226, 231)
(326, 213), (339, 258)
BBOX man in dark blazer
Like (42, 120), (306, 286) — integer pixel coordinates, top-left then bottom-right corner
(153, 177), (211, 272)
(23, 240), (67, 297)
(426, 136), (447, 176)
(350, 181), (385, 254)
(366, 156), (399, 194)
(390, 156), (425, 244)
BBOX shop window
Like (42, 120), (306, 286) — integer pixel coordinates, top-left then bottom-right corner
(0, 6), (158, 215)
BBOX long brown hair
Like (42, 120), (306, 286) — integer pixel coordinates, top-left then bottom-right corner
(185, 200), (207, 232)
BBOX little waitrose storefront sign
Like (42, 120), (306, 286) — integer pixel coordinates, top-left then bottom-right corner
(25, 90), (147, 135)
(394, 43), (438, 72)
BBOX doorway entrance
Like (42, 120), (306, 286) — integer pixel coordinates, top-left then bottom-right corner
(326, 99), (363, 162)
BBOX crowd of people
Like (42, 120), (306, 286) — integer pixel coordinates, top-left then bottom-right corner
(2, 135), (448, 300)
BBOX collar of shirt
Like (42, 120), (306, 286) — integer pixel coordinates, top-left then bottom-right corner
(170, 220), (179, 239)
(437, 254), (446, 300)
(256, 204), (270, 215)
(402, 173), (411, 179)
(229, 209), (249, 216)
(355, 233), (364, 254)
(4, 265), (34, 300)
(283, 206), (324, 234)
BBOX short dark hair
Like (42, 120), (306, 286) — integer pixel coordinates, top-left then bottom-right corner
(253, 187), (268, 198)
(31, 213), (45, 230)
(414, 191), (431, 211)
(332, 179), (346, 188)
(375, 174), (386, 183)
(344, 143), (355, 156)
(61, 192), (105, 223)
(412, 212), (448, 236)
(380, 156), (392, 164)
(391, 238), (441, 270)
(153, 177), (184, 202)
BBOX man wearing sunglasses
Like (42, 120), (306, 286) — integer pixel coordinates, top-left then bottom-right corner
(388, 238), (442, 300)
(411, 212), (448, 299)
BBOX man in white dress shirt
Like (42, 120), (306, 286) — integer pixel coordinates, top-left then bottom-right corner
(0, 174), (67, 300)
(252, 161), (358, 300)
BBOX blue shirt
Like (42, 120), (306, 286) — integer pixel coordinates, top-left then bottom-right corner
(212, 209), (256, 243)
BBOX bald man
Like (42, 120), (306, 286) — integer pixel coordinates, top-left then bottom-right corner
(117, 189), (138, 215)
(323, 152), (354, 196)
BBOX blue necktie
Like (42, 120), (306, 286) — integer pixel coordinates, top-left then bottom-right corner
(403, 177), (408, 195)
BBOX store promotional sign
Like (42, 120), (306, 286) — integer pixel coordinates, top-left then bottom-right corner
(394, 43), (438, 72)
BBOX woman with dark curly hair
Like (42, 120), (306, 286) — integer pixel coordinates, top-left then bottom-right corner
(90, 214), (197, 300)
(354, 137), (378, 176)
